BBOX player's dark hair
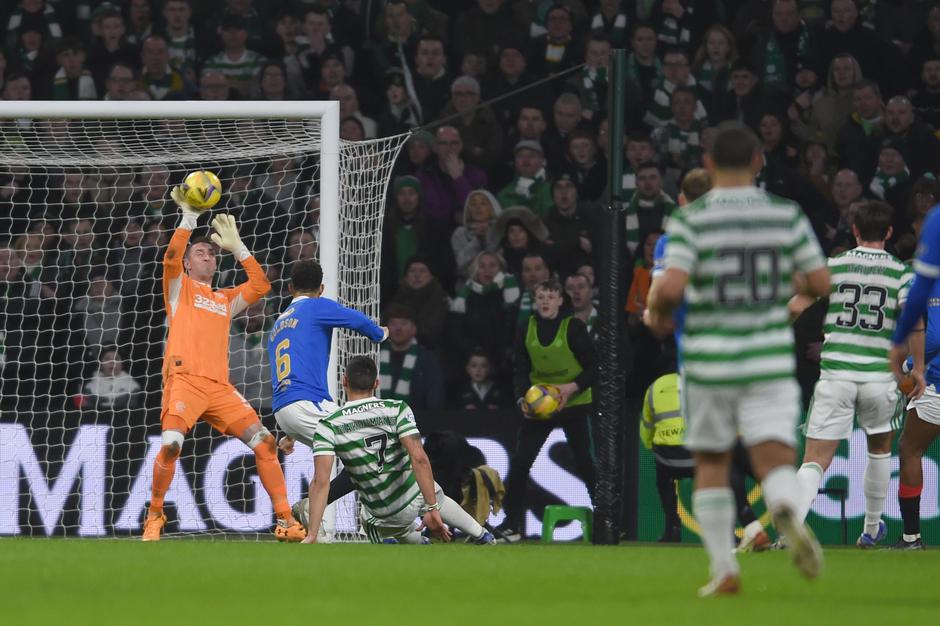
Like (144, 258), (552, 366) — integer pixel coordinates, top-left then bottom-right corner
(184, 236), (215, 258)
(709, 121), (759, 169)
(290, 259), (323, 292)
(345, 355), (378, 392)
(534, 278), (563, 295)
(852, 200), (893, 241)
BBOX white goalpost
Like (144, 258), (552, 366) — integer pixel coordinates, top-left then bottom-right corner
(0, 101), (408, 539)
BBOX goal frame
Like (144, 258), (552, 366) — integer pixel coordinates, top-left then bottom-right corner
(0, 100), (344, 399)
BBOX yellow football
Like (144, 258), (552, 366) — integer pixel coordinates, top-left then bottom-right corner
(524, 384), (561, 419)
(182, 170), (222, 210)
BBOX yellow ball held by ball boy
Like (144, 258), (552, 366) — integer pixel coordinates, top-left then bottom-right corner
(181, 170), (222, 210)
(524, 384), (561, 419)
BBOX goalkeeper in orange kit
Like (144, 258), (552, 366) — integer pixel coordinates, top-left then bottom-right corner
(142, 186), (305, 542)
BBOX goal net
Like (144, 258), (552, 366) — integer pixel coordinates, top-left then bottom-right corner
(0, 102), (408, 539)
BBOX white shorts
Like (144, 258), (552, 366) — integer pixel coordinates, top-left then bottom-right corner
(360, 483), (444, 544)
(274, 399), (340, 449)
(805, 379), (902, 439)
(683, 378), (800, 452)
(911, 385), (940, 427)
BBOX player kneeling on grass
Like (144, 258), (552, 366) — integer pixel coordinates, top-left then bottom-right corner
(299, 355), (496, 544)
(790, 200), (920, 548)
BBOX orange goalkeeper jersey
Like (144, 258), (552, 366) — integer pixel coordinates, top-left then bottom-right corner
(162, 228), (270, 384)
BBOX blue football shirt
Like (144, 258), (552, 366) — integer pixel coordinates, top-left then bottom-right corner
(268, 296), (385, 412)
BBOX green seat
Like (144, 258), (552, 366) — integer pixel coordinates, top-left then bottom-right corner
(540, 505), (593, 544)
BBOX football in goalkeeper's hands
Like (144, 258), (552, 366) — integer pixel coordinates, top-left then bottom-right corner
(181, 170), (222, 210)
(524, 384), (561, 419)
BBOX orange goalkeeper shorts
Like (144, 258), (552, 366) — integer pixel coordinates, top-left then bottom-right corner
(161, 374), (258, 437)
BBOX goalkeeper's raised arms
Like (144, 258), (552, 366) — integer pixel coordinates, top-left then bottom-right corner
(210, 214), (251, 262)
(170, 185), (203, 230)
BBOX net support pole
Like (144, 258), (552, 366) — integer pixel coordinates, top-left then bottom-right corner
(593, 48), (628, 545)
(319, 102), (341, 401)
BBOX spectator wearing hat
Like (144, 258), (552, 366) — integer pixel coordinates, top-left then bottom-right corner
(651, 85), (704, 177)
(388, 256), (449, 351)
(869, 138), (913, 218)
(883, 95), (940, 180)
(530, 4), (581, 79)
(454, 0), (527, 65)
(561, 129), (607, 202)
(381, 176), (430, 302)
(912, 56), (940, 130)
(205, 0), (266, 51)
(412, 36), (451, 122)
(489, 206), (551, 282)
(451, 189), (503, 279)
(644, 47), (708, 128)
(416, 125), (487, 229)
(789, 54), (863, 152)
(87, 5), (138, 91)
(48, 37), (96, 100)
(378, 68), (419, 136)
(544, 174), (596, 276)
(437, 75), (503, 168)
(493, 106), (549, 191)
(379, 304), (445, 410)
(835, 78), (886, 183)
(625, 162), (675, 257)
(161, 0), (196, 75)
(484, 44), (545, 131)
(497, 140), (553, 218)
(203, 15), (267, 96)
(138, 34), (192, 100)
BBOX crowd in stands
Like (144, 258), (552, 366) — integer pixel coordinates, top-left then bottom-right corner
(1, 0), (940, 421)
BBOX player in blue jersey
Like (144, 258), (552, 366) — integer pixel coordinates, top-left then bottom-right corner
(888, 204), (940, 549)
(270, 259), (388, 508)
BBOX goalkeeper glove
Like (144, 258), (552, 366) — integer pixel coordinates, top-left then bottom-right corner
(170, 185), (202, 230)
(210, 214), (250, 262)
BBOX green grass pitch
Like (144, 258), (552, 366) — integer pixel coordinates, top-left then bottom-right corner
(3, 540), (939, 625)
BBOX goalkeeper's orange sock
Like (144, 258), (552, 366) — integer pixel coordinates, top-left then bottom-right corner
(253, 434), (293, 521)
(149, 445), (180, 516)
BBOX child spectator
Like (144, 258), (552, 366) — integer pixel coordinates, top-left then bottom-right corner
(458, 349), (504, 410)
(50, 37), (96, 100)
(78, 346), (142, 410)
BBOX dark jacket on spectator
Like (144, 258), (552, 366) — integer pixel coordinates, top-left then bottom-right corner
(389, 277), (449, 351)
(884, 120), (940, 180)
(454, 3), (527, 63)
(835, 112), (885, 183)
(458, 380), (505, 409)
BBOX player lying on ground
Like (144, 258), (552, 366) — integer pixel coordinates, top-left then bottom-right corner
(144, 187), (305, 542)
(647, 122), (828, 596)
(269, 258), (388, 526)
(299, 355), (495, 544)
(890, 195), (940, 550)
(790, 200), (920, 548)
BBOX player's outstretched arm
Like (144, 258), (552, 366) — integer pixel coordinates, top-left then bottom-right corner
(302, 454), (334, 544)
(401, 434), (452, 542)
(163, 186), (204, 286)
(319, 299), (387, 343)
(212, 214), (271, 314)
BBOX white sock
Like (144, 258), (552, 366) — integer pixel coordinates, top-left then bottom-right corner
(863, 452), (891, 536)
(743, 519), (764, 541)
(693, 488), (739, 578)
(795, 462), (824, 523)
(441, 495), (485, 539)
(761, 465), (799, 515)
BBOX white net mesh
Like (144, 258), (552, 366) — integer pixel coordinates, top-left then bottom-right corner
(0, 114), (407, 539)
